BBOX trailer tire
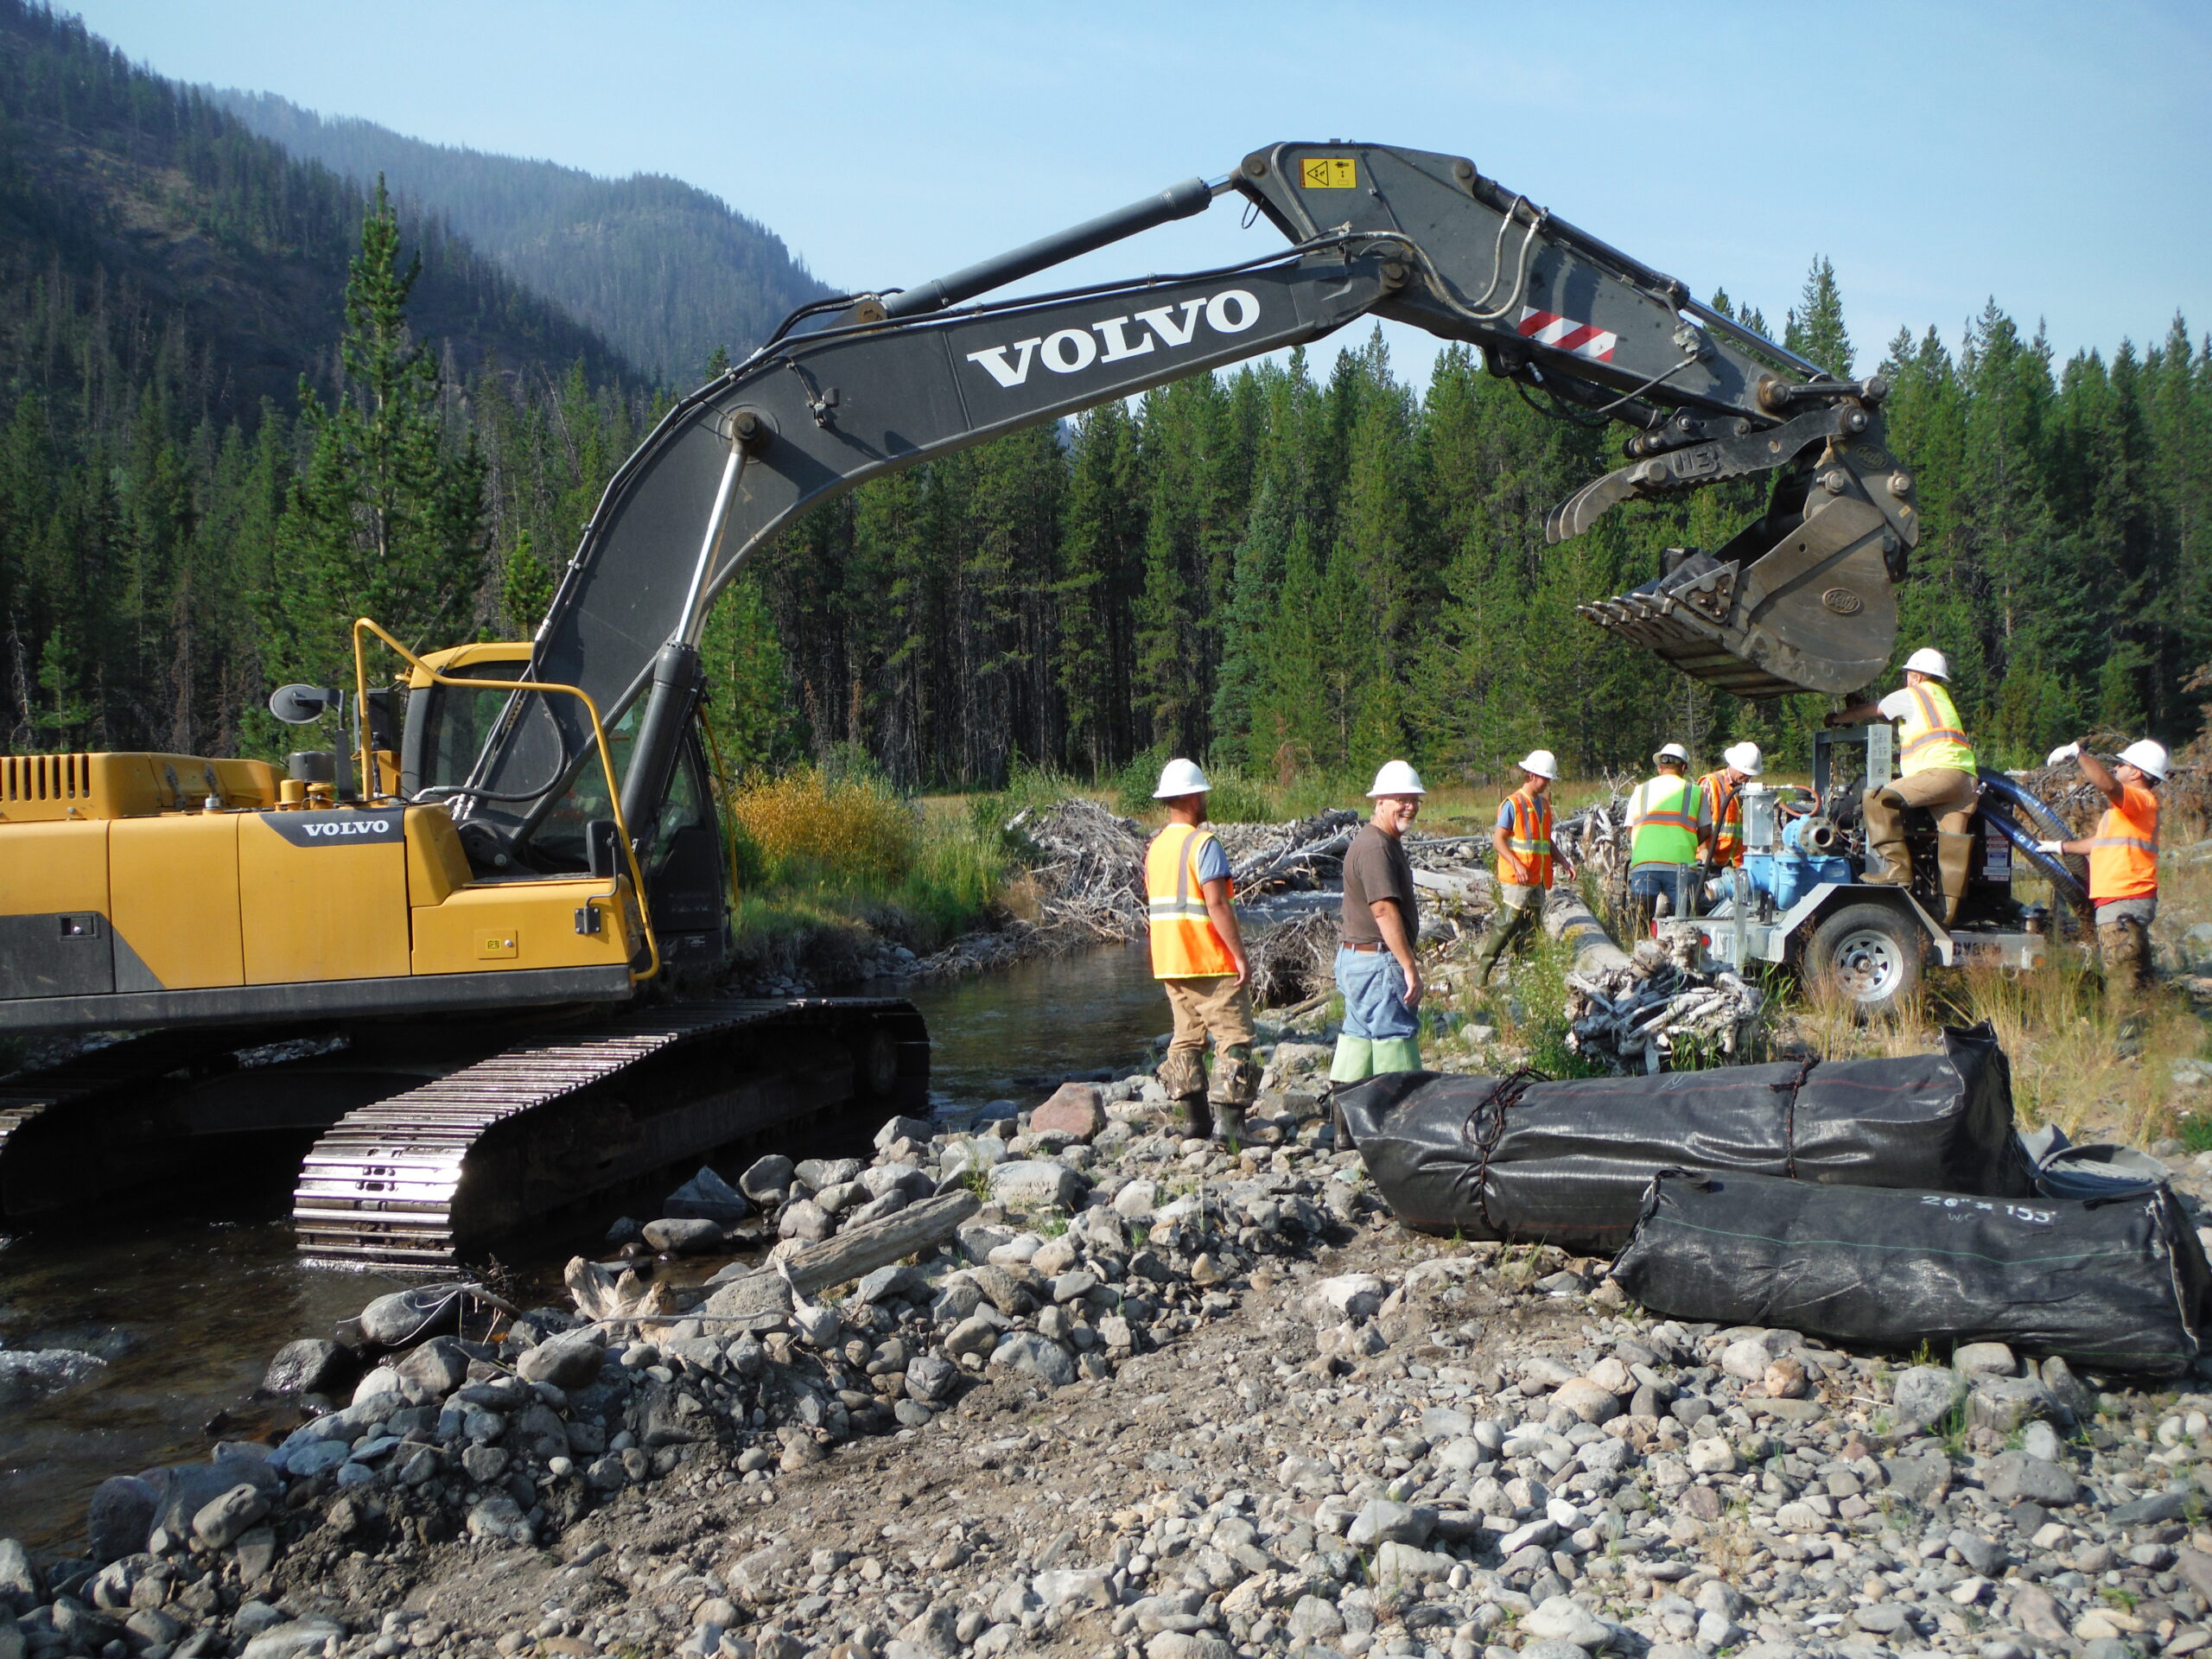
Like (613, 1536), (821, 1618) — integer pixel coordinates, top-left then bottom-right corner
(1804, 901), (1923, 1020)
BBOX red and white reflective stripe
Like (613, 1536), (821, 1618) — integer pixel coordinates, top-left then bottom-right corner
(1517, 307), (1618, 363)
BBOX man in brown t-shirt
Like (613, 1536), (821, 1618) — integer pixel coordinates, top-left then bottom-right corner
(1330, 760), (1426, 1084)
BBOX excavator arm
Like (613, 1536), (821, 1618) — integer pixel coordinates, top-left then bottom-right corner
(449, 141), (1919, 870)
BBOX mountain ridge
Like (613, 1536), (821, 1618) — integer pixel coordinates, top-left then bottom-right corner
(0, 0), (639, 418)
(207, 89), (833, 384)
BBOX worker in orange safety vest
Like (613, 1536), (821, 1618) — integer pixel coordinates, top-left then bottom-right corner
(1144, 757), (1254, 1142)
(1477, 750), (1570, 984)
(1695, 741), (1764, 871)
(2039, 737), (2168, 1026)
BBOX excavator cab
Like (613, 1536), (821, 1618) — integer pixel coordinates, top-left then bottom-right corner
(400, 642), (731, 976)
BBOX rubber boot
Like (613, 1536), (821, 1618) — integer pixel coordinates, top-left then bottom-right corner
(1209, 1101), (1245, 1145)
(1175, 1093), (1211, 1140)
(1936, 831), (1974, 927)
(1860, 788), (1910, 886)
(1475, 904), (1530, 985)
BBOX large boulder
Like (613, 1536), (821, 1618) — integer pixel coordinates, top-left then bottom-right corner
(153, 1459), (279, 1541)
(874, 1116), (935, 1154)
(988, 1332), (1076, 1388)
(1031, 1084), (1106, 1141)
(516, 1330), (606, 1389)
(988, 1160), (1084, 1211)
(259, 1338), (349, 1398)
(664, 1166), (749, 1226)
(739, 1154), (795, 1207)
(643, 1217), (726, 1255)
(355, 1284), (466, 1349)
(86, 1476), (159, 1564)
(394, 1338), (470, 1397)
(192, 1483), (271, 1550)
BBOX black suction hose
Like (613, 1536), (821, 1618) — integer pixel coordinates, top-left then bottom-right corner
(1977, 772), (2092, 914)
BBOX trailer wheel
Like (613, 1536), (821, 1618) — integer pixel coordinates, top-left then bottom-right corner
(1805, 902), (1923, 1019)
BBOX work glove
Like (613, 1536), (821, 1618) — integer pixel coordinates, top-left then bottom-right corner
(2035, 839), (2065, 855)
(2045, 741), (2081, 766)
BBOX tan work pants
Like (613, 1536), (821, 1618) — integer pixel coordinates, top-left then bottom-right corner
(1159, 976), (1258, 1103)
(1863, 767), (1979, 882)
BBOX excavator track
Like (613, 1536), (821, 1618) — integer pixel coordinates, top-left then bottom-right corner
(0, 1027), (292, 1222)
(293, 997), (928, 1268)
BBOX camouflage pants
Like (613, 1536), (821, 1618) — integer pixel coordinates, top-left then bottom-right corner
(2097, 902), (2155, 1020)
(1157, 975), (1259, 1105)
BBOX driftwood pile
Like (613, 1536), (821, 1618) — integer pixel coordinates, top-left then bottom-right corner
(1553, 791), (1631, 922)
(1565, 931), (1764, 1075)
(1217, 809), (1365, 894)
(1246, 910), (1338, 1008)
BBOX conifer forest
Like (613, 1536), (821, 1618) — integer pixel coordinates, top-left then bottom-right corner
(3, 0), (2207, 792)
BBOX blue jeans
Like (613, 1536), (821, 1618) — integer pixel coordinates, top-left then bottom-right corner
(1628, 862), (1694, 918)
(1332, 945), (1422, 1082)
(1336, 945), (1419, 1039)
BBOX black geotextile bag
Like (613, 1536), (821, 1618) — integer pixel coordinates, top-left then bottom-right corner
(1335, 1022), (2032, 1252)
(1611, 1168), (2209, 1376)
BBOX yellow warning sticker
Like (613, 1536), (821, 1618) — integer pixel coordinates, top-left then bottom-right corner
(1300, 156), (1357, 189)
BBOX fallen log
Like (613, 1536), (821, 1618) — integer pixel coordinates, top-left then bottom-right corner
(698, 1190), (982, 1324)
(1543, 887), (1632, 972)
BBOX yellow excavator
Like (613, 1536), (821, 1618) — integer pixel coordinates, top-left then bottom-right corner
(0, 141), (1919, 1266)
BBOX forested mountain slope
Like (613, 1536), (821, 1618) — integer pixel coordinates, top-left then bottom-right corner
(0, 1), (632, 416)
(210, 90), (832, 384)
(0, 0), (658, 760)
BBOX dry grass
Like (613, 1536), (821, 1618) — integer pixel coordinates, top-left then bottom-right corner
(1783, 957), (2206, 1149)
(730, 769), (919, 887)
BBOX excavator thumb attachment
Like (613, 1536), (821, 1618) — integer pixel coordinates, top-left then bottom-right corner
(1560, 404), (1917, 699)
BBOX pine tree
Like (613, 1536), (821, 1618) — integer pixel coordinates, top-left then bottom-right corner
(274, 178), (486, 682)
(1784, 257), (1855, 380)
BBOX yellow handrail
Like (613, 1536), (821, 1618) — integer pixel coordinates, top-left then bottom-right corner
(350, 618), (660, 986)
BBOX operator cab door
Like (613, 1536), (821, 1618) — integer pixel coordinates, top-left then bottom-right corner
(641, 731), (729, 971)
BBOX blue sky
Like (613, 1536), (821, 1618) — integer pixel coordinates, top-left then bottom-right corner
(64, 0), (2212, 390)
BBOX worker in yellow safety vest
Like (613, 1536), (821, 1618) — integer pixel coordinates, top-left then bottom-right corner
(1695, 741), (1763, 871)
(1477, 750), (1567, 984)
(2039, 737), (2168, 1025)
(1827, 647), (1980, 924)
(1144, 757), (1255, 1142)
(1625, 743), (1698, 933)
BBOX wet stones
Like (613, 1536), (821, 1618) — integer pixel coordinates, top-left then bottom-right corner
(84, 1476), (158, 1565)
(643, 1217), (727, 1255)
(0, 1348), (106, 1406)
(257, 1337), (347, 1397)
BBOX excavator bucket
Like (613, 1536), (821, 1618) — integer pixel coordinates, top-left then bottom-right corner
(1564, 416), (1916, 699)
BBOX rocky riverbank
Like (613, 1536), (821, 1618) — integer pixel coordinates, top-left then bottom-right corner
(11, 1043), (2212, 1659)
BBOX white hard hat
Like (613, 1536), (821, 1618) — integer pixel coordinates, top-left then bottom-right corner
(1517, 749), (1559, 781)
(1654, 743), (1688, 766)
(1152, 757), (1211, 798)
(1904, 647), (1951, 681)
(1724, 741), (1764, 778)
(1366, 759), (1427, 797)
(2120, 739), (2171, 781)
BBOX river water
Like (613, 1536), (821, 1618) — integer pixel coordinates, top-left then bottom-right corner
(0, 941), (1169, 1552)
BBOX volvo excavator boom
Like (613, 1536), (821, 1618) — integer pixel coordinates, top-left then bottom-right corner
(449, 140), (1918, 879)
